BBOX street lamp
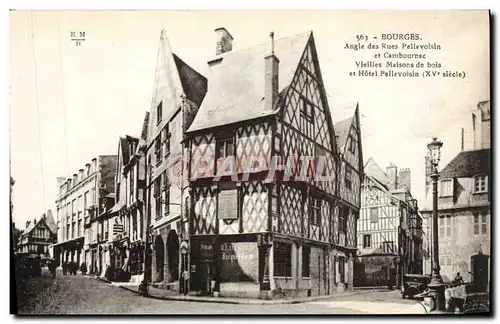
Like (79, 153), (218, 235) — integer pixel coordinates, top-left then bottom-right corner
(426, 137), (446, 313)
(139, 153), (152, 297)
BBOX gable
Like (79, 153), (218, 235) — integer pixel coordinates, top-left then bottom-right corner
(281, 35), (336, 153)
(148, 30), (186, 141)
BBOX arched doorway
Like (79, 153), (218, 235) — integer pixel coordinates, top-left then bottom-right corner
(154, 235), (165, 282)
(166, 230), (180, 282)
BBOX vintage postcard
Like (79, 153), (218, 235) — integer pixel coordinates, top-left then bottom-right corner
(9, 10), (491, 315)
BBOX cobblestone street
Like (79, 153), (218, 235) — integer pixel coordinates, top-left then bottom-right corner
(14, 268), (425, 315)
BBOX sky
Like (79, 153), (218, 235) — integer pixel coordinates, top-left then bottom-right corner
(9, 10), (490, 229)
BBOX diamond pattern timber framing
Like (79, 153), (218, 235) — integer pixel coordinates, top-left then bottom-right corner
(241, 181), (268, 233)
(191, 134), (216, 179)
(192, 186), (217, 235)
(236, 123), (272, 173)
(279, 184), (302, 237)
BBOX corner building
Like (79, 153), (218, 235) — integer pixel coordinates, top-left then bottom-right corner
(185, 29), (362, 299)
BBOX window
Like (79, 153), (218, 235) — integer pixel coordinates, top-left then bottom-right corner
(91, 188), (96, 205)
(382, 241), (394, 254)
(474, 213), (487, 235)
(339, 207), (348, 233)
(370, 207), (379, 223)
(440, 254), (452, 267)
(300, 97), (313, 121)
(154, 177), (162, 220)
(163, 129), (171, 157)
(155, 137), (163, 164)
(345, 166), (352, 190)
(440, 180), (453, 197)
(274, 242), (292, 277)
(363, 234), (371, 248)
(314, 146), (328, 177)
(130, 169), (135, 199)
(216, 136), (235, 160)
(84, 191), (88, 212)
(439, 214), (452, 237)
(348, 135), (356, 153)
(309, 198), (321, 226)
(302, 245), (311, 277)
(163, 171), (170, 215)
(218, 185), (238, 220)
(339, 256), (346, 283)
(157, 101), (163, 124)
(474, 175), (487, 193)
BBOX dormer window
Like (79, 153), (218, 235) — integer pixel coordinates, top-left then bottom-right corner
(474, 175), (487, 193)
(157, 101), (163, 125)
(439, 179), (453, 197)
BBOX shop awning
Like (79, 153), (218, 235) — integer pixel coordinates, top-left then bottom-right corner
(50, 236), (85, 248)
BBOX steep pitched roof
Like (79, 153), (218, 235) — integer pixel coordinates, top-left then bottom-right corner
(119, 135), (139, 166)
(440, 149), (490, 179)
(187, 31), (312, 132)
(44, 209), (57, 234)
(147, 30), (207, 140)
(334, 117), (353, 150)
(173, 54), (207, 107)
(364, 157), (389, 188)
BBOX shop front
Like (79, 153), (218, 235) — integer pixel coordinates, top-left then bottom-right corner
(189, 235), (261, 298)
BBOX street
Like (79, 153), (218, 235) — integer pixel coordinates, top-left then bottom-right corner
(14, 268), (425, 315)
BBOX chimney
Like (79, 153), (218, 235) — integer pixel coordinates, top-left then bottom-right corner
(73, 173), (78, 184)
(26, 220), (30, 228)
(215, 27), (233, 55)
(33, 218), (37, 225)
(386, 163), (398, 191)
(399, 168), (411, 192)
(265, 32), (279, 111)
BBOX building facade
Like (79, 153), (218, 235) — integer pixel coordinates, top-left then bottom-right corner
(354, 159), (423, 287)
(103, 133), (147, 282)
(334, 105), (364, 289)
(146, 30), (207, 290)
(17, 211), (57, 255)
(54, 155), (116, 272)
(185, 29), (361, 299)
(421, 101), (490, 283)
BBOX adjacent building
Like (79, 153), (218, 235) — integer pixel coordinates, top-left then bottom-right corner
(334, 105), (364, 288)
(103, 131), (147, 283)
(421, 101), (490, 282)
(354, 158), (423, 287)
(184, 29), (362, 299)
(53, 155), (116, 271)
(146, 30), (207, 289)
(17, 210), (57, 255)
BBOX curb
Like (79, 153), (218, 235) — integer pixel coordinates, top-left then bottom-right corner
(118, 284), (369, 305)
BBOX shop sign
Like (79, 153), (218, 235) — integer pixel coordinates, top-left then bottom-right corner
(220, 242), (258, 283)
(200, 243), (213, 262)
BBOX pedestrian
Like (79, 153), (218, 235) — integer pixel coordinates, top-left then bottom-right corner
(453, 272), (464, 286)
(80, 262), (87, 276)
(49, 260), (56, 279)
(62, 261), (67, 275)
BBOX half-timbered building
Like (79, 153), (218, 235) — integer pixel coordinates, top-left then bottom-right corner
(185, 29), (360, 299)
(333, 105), (364, 289)
(355, 158), (423, 288)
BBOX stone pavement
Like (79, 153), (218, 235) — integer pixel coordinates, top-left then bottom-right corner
(103, 278), (377, 305)
(311, 300), (427, 314)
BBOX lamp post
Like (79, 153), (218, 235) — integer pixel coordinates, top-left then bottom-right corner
(426, 137), (446, 313)
(139, 155), (152, 297)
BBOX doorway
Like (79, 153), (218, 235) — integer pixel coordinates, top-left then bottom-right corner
(154, 235), (165, 282)
(166, 230), (180, 282)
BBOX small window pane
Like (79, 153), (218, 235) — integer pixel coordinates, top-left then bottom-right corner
(481, 214), (487, 223)
(481, 224), (487, 234)
(474, 224), (479, 235)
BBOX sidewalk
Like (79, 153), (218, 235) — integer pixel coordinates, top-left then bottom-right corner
(116, 282), (371, 305)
